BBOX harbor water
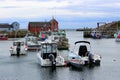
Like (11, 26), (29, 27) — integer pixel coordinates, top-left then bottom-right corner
(0, 30), (120, 80)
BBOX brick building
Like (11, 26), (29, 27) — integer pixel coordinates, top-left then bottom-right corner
(28, 18), (58, 33)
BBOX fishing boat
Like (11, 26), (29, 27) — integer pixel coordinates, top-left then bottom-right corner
(52, 30), (69, 50)
(37, 40), (66, 67)
(38, 31), (49, 41)
(25, 36), (40, 50)
(91, 30), (101, 39)
(114, 30), (120, 42)
(68, 41), (101, 68)
(57, 37), (69, 50)
(0, 34), (8, 40)
(38, 30), (69, 50)
(9, 40), (28, 56)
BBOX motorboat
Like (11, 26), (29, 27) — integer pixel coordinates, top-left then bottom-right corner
(38, 30), (69, 50)
(68, 41), (101, 68)
(9, 40), (28, 56)
(0, 34), (8, 40)
(37, 40), (66, 67)
(91, 30), (101, 39)
(52, 30), (69, 50)
(25, 36), (40, 50)
(57, 37), (69, 50)
(114, 30), (120, 42)
(38, 31), (48, 41)
(68, 52), (84, 68)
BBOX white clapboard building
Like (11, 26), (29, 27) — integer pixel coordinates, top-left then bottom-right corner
(0, 22), (20, 32)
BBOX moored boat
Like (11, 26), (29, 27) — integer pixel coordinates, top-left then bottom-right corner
(38, 31), (50, 41)
(68, 41), (101, 68)
(37, 41), (66, 67)
(91, 30), (101, 39)
(25, 36), (40, 50)
(0, 34), (8, 40)
(68, 52), (84, 68)
(9, 40), (28, 56)
(52, 30), (69, 50)
(114, 30), (120, 42)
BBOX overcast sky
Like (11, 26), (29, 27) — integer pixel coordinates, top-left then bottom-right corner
(0, 0), (120, 29)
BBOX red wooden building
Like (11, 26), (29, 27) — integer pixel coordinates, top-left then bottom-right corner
(28, 18), (58, 33)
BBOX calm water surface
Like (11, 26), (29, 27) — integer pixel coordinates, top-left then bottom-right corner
(0, 30), (120, 80)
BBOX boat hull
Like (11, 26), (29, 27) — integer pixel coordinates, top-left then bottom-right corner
(69, 60), (84, 69)
(27, 45), (41, 50)
(9, 49), (27, 56)
(37, 53), (66, 67)
(115, 38), (120, 42)
(0, 37), (8, 40)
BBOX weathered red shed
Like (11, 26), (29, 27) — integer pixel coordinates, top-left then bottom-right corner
(28, 18), (58, 33)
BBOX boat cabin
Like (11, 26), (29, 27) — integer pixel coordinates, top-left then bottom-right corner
(13, 41), (24, 46)
(41, 42), (57, 59)
(25, 36), (38, 44)
(9, 41), (28, 56)
(39, 31), (52, 41)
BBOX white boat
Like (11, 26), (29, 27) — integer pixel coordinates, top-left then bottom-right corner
(38, 31), (49, 41)
(114, 30), (120, 42)
(68, 52), (84, 68)
(91, 30), (101, 39)
(25, 36), (40, 50)
(68, 41), (101, 68)
(52, 31), (69, 50)
(37, 41), (66, 67)
(9, 40), (28, 56)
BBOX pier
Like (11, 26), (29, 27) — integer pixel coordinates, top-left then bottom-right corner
(83, 21), (120, 38)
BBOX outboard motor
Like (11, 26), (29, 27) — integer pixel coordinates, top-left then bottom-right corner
(88, 53), (94, 65)
(49, 54), (56, 68)
(16, 42), (21, 56)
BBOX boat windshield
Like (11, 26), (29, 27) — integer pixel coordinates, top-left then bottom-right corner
(41, 43), (57, 53)
(13, 42), (24, 46)
(27, 37), (37, 43)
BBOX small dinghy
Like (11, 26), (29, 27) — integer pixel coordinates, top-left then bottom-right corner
(68, 41), (101, 68)
(68, 52), (84, 68)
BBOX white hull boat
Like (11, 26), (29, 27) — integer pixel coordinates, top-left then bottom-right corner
(68, 52), (84, 68)
(37, 41), (66, 67)
(91, 30), (101, 39)
(25, 36), (40, 50)
(9, 40), (28, 56)
(68, 41), (101, 68)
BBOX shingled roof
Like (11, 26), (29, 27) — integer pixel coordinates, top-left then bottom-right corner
(0, 24), (12, 28)
(28, 22), (51, 27)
